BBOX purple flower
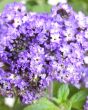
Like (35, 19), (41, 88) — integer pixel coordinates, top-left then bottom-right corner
(0, 2), (88, 104)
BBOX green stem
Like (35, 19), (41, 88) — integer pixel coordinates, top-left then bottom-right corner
(48, 81), (53, 98)
(13, 97), (18, 110)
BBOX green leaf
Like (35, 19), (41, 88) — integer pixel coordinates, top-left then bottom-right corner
(69, 84), (78, 97)
(53, 81), (60, 97)
(13, 98), (25, 110)
(52, 97), (59, 105)
(70, 90), (88, 110)
(0, 105), (10, 110)
(62, 102), (72, 110)
(57, 84), (70, 103)
(24, 98), (59, 110)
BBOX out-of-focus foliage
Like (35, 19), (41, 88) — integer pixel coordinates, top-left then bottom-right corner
(0, 0), (88, 14)
(26, 0), (88, 15)
(68, 0), (88, 15)
(26, 0), (52, 12)
(0, 96), (11, 110)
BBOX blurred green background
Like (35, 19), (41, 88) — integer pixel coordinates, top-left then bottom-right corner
(0, 0), (88, 15)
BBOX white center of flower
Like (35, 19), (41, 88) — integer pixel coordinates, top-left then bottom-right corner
(0, 62), (4, 67)
(13, 18), (22, 27)
(85, 31), (88, 39)
(84, 56), (88, 64)
(60, 45), (69, 55)
(51, 33), (60, 42)
(9, 74), (15, 80)
(67, 65), (74, 73)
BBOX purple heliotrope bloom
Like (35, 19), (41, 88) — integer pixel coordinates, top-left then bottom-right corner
(0, 2), (88, 104)
(49, 3), (88, 88)
(0, 2), (53, 104)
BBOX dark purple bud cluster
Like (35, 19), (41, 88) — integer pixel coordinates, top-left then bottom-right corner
(0, 2), (88, 104)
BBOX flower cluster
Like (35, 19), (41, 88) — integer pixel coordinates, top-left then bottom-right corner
(0, 2), (88, 104)
(50, 4), (88, 88)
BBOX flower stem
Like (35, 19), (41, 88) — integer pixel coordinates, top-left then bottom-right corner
(48, 81), (53, 98)
(13, 97), (18, 110)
